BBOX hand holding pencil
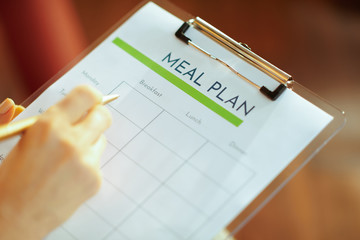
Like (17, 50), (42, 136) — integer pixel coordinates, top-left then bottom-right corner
(0, 89), (117, 141)
(0, 85), (114, 239)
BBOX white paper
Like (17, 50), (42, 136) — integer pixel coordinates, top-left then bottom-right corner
(0, 2), (333, 240)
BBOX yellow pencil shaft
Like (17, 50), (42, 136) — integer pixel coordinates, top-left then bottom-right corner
(0, 94), (118, 141)
(0, 116), (38, 141)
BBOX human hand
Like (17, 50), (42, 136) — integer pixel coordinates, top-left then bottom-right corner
(0, 98), (25, 124)
(0, 85), (112, 239)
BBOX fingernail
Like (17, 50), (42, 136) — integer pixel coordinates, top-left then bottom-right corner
(0, 98), (14, 114)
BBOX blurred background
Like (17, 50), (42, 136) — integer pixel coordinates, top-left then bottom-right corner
(0, 0), (359, 239)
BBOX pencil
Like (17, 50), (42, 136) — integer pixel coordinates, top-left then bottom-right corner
(0, 94), (119, 141)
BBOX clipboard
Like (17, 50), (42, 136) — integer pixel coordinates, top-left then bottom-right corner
(0, 0), (345, 239)
(168, 2), (346, 237)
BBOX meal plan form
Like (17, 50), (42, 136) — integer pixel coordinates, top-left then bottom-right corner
(0, 2), (333, 240)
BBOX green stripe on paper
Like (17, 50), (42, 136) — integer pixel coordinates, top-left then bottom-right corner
(112, 37), (243, 126)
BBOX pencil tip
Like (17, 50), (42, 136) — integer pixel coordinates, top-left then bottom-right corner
(102, 94), (119, 104)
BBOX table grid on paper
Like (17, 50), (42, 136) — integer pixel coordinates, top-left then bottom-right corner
(46, 82), (255, 240)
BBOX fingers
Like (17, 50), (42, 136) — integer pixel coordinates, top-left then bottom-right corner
(35, 85), (112, 170)
(54, 85), (103, 124)
(0, 98), (16, 124)
(75, 105), (112, 144)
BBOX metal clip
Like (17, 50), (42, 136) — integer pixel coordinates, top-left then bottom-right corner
(176, 17), (292, 100)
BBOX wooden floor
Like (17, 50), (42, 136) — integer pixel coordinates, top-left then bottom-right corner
(1, 0), (360, 239)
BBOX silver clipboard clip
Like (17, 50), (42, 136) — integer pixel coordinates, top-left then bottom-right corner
(175, 17), (293, 100)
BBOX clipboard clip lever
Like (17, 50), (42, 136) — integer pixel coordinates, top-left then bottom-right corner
(175, 18), (293, 101)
